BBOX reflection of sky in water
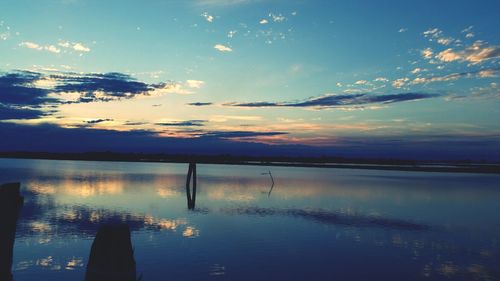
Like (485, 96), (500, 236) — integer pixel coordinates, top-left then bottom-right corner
(1, 158), (500, 280)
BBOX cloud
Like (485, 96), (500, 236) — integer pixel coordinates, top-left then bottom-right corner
(411, 68), (425, 74)
(374, 77), (389, 82)
(398, 28), (408, 33)
(194, 0), (260, 6)
(155, 120), (207, 127)
(0, 70), (180, 120)
(435, 41), (500, 64)
(187, 102), (213, 106)
(423, 28), (441, 38)
(58, 41), (91, 52)
(259, 19), (269, 25)
(20, 41), (85, 54)
(186, 80), (205, 88)
(124, 121), (149, 126)
(203, 130), (287, 139)
(437, 37), (453, 46)
(392, 78), (410, 88)
(269, 13), (286, 22)
(0, 122), (300, 156)
(435, 48), (462, 62)
(53, 72), (155, 102)
(0, 70), (60, 120)
(19, 41), (42, 50)
(0, 104), (46, 120)
(201, 12), (214, 23)
(45, 45), (61, 53)
(214, 44), (232, 52)
(421, 48), (434, 59)
(354, 80), (368, 85)
(2, 122), (500, 161)
(462, 26), (474, 39)
(224, 92), (439, 109)
(411, 68), (500, 85)
(85, 118), (113, 124)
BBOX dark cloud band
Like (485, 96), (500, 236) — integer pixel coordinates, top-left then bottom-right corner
(224, 92), (440, 108)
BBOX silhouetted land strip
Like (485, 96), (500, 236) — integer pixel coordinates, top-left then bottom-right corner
(1, 151), (500, 174)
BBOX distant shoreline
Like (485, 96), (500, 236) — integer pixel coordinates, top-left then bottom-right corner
(1, 152), (499, 174)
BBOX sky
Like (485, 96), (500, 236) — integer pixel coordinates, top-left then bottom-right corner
(1, 0), (500, 160)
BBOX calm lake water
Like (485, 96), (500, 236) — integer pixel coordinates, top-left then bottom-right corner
(1, 158), (499, 281)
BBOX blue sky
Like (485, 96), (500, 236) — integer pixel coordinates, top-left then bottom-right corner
(1, 0), (500, 160)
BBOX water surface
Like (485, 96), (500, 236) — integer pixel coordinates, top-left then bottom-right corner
(1, 158), (499, 280)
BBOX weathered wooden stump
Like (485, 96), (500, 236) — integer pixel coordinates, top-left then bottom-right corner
(85, 224), (137, 281)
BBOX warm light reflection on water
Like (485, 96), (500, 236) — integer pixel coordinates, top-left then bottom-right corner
(1, 158), (500, 281)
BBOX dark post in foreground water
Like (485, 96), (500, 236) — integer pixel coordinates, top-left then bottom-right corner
(0, 182), (24, 281)
(85, 224), (137, 281)
(186, 163), (197, 210)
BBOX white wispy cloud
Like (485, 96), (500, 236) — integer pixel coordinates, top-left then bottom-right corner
(423, 28), (441, 38)
(462, 26), (475, 39)
(45, 45), (61, 53)
(354, 80), (368, 85)
(259, 19), (269, 25)
(398, 28), (408, 33)
(58, 41), (91, 52)
(186, 80), (205, 88)
(374, 77), (389, 82)
(269, 13), (286, 23)
(19, 42), (62, 53)
(423, 27), (457, 46)
(437, 37), (453, 46)
(201, 12), (214, 22)
(214, 44), (232, 52)
(19, 41), (42, 50)
(194, 0), (261, 6)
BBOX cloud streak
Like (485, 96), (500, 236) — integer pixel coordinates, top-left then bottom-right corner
(187, 102), (213, 106)
(224, 92), (439, 109)
(156, 120), (208, 127)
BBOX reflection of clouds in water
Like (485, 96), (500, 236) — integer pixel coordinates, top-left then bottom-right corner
(29, 184), (56, 194)
(29, 221), (52, 232)
(439, 261), (459, 278)
(144, 215), (187, 231)
(156, 187), (180, 198)
(61, 178), (123, 197)
(15, 256), (84, 272)
(209, 264), (226, 276)
(208, 188), (255, 202)
(182, 226), (199, 238)
(221, 206), (429, 230)
(65, 257), (84, 270)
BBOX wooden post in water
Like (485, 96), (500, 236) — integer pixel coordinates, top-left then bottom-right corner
(0, 182), (24, 281)
(186, 163), (197, 210)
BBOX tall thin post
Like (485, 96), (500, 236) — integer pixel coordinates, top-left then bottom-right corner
(186, 163), (197, 210)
